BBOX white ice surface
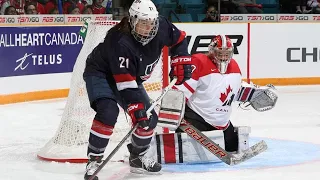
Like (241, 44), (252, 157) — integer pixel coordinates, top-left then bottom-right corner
(1, 85), (320, 180)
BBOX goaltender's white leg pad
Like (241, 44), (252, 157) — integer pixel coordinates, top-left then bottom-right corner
(147, 130), (225, 164)
(157, 89), (185, 131)
(146, 127), (252, 164)
(235, 126), (251, 153)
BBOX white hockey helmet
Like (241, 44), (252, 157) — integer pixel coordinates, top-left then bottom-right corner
(208, 35), (234, 74)
(129, 0), (159, 46)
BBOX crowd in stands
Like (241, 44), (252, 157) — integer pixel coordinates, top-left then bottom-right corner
(0, 0), (112, 15)
(1, 0), (320, 20)
(154, 0), (320, 22)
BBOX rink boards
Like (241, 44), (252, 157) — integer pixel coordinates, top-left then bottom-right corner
(0, 14), (320, 104)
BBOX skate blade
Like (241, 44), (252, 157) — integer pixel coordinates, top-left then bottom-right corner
(130, 167), (162, 175)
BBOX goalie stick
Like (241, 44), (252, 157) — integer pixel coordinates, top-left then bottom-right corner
(178, 120), (268, 166)
(88, 78), (177, 180)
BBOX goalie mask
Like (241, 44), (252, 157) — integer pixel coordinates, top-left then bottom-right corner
(208, 35), (234, 74)
(129, 0), (159, 46)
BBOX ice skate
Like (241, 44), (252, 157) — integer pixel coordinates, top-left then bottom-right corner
(84, 155), (103, 180)
(128, 144), (161, 174)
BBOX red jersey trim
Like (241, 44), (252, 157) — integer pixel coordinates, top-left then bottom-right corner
(171, 30), (186, 47)
(183, 82), (195, 94)
(212, 121), (230, 131)
(225, 59), (242, 74)
(113, 73), (136, 83)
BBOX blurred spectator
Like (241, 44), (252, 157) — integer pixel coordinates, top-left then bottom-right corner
(202, 6), (219, 22)
(4, 5), (18, 14)
(81, 0), (88, 6)
(121, 0), (134, 11)
(37, 0), (49, 6)
(45, 0), (57, 14)
(24, 1), (38, 14)
(77, 0), (85, 12)
(207, 0), (229, 14)
(0, 0), (10, 15)
(279, 0), (291, 13)
(24, 0), (45, 14)
(34, 0), (45, 14)
(231, 0), (263, 13)
(220, 0), (235, 14)
(83, 5), (93, 14)
(105, 0), (112, 13)
(307, 0), (320, 13)
(48, 7), (59, 14)
(63, 0), (84, 14)
(92, 0), (105, 14)
(67, 4), (80, 14)
(294, 0), (310, 13)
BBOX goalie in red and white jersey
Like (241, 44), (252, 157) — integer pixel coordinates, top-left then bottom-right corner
(150, 35), (278, 164)
(174, 34), (242, 152)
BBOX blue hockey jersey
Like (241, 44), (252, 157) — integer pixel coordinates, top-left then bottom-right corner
(83, 16), (189, 93)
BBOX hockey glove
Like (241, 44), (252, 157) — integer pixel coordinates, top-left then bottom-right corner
(127, 102), (151, 130)
(237, 83), (278, 112)
(170, 56), (192, 85)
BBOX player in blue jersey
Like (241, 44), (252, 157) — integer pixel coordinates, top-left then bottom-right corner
(83, 0), (192, 179)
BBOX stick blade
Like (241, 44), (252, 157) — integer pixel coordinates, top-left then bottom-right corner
(231, 140), (268, 165)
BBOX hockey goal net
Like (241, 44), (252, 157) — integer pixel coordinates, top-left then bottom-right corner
(37, 21), (169, 163)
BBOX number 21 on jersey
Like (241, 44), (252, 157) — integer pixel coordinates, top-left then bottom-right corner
(119, 57), (129, 68)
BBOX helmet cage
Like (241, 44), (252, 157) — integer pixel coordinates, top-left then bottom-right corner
(213, 47), (233, 74)
(129, 13), (159, 46)
(208, 37), (234, 74)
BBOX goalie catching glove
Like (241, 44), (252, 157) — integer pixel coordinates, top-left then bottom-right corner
(237, 82), (278, 112)
(170, 56), (193, 85)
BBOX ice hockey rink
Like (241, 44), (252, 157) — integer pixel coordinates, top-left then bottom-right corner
(1, 85), (320, 180)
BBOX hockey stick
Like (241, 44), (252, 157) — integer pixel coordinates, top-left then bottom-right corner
(88, 78), (177, 180)
(178, 120), (268, 165)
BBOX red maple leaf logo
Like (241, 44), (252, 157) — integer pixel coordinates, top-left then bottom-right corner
(219, 85), (232, 103)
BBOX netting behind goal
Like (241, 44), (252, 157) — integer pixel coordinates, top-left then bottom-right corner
(37, 21), (169, 163)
